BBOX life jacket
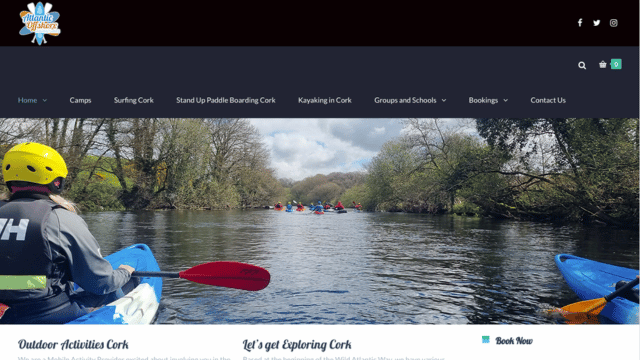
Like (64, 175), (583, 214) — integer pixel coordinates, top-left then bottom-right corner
(0, 196), (70, 323)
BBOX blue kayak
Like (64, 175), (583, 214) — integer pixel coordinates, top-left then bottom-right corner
(555, 254), (639, 324)
(67, 244), (163, 324)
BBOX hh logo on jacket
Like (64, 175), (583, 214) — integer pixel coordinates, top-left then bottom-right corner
(0, 219), (29, 240)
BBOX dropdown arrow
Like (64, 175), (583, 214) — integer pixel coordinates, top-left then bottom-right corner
(503, 99), (508, 102)
(43, 99), (47, 103)
(441, 99), (446, 102)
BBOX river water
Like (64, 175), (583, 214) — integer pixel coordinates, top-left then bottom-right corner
(81, 209), (639, 324)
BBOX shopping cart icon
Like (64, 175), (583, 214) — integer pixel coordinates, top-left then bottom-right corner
(599, 61), (607, 68)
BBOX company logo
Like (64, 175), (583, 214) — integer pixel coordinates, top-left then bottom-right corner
(19, 2), (60, 45)
(482, 336), (490, 344)
(0, 218), (29, 240)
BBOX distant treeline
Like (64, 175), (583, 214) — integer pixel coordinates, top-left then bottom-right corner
(279, 172), (367, 207)
(1, 118), (637, 227)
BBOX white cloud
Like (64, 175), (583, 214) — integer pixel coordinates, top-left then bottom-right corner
(250, 119), (402, 180)
(249, 119), (472, 181)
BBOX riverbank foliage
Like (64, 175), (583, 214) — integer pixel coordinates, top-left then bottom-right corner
(1, 118), (637, 227)
(361, 118), (638, 227)
(0, 118), (286, 211)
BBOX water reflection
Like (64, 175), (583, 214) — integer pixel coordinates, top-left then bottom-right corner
(80, 210), (639, 324)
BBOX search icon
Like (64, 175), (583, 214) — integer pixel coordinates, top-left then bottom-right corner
(578, 61), (587, 70)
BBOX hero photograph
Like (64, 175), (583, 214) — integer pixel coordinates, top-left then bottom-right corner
(0, 118), (638, 325)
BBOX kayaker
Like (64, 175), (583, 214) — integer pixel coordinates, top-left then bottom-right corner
(355, 203), (363, 211)
(296, 203), (304, 210)
(314, 201), (324, 212)
(286, 202), (292, 211)
(275, 202), (283, 209)
(335, 201), (344, 210)
(0, 142), (137, 324)
(324, 203), (331, 210)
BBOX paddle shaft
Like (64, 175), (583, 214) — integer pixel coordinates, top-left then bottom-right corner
(604, 277), (639, 302)
(132, 271), (179, 278)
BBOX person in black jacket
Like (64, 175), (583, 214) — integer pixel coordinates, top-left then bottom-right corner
(0, 142), (136, 324)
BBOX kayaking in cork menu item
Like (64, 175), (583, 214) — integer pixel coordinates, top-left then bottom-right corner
(0, 142), (270, 324)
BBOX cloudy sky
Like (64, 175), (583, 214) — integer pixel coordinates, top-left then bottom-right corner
(249, 119), (406, 181)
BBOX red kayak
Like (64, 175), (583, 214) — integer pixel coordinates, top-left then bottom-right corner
(314, 211), (324, 215)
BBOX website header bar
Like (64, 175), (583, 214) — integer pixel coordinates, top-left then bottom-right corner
(2, 47), (637, 118)
(2, 2), (638, 46)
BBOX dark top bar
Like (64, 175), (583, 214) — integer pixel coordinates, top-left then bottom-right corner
(1, 2), (638, 46)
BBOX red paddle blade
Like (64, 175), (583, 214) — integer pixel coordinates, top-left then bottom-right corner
(179, 262), (270, 291)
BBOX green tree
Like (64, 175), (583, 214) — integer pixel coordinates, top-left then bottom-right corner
(339, 183), (372, 209)
(366, 138), (419, 211)
(476, 118), (639, 226)
(308, 182), (342, 203)
(402, 119), (489, 212)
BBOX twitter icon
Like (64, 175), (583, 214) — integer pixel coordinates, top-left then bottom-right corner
(593, 19), (600, 26)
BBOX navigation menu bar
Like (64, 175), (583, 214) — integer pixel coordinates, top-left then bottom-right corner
(1, 47), (637, 118)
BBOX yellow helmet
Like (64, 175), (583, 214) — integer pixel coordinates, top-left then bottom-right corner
(2, 142), (68, 193)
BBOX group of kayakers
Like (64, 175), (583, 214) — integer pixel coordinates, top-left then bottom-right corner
(274, 202), (303, 211)
(274, 200), (363, 213)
